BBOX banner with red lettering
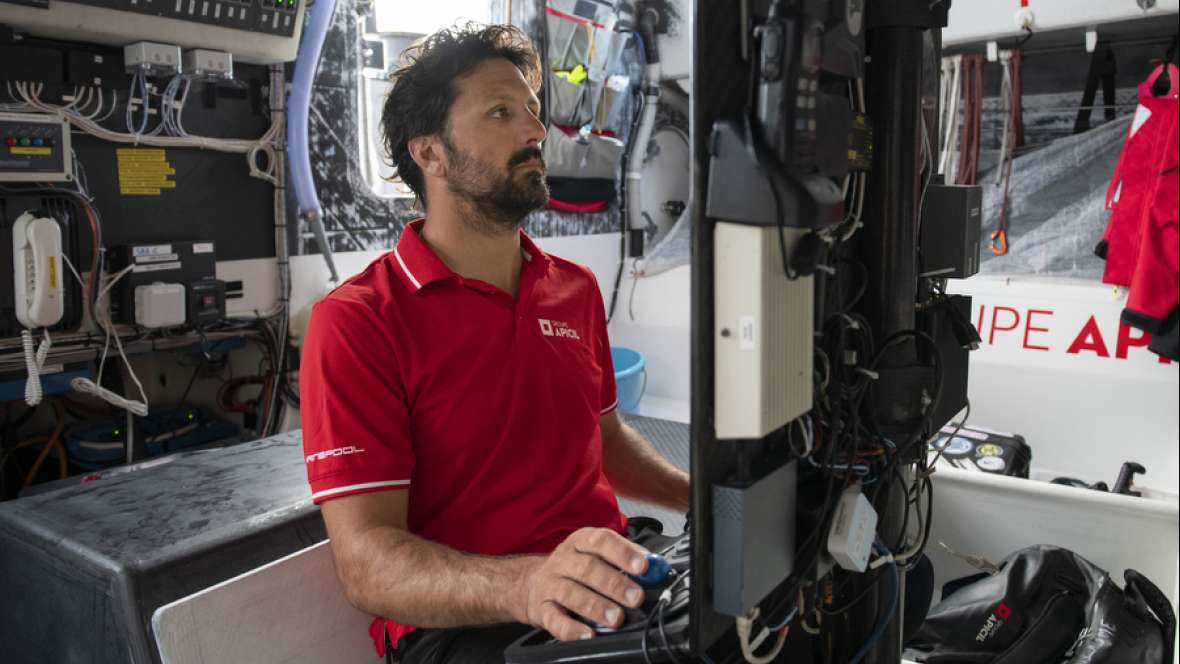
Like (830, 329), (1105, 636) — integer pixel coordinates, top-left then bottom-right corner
(947, 276), (1178, 493)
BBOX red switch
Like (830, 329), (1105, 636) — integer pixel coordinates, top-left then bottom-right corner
(4, 136), (16, 147)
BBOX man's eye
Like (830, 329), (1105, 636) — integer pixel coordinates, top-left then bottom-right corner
(491, 108), (508, 118)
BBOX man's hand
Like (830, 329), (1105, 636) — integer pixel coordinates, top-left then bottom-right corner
(516, 527), (650, 641)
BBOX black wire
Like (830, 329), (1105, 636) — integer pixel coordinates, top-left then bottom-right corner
(862, 329), (944, 447)
(904, 475), (935, 571)
(606, 233), (627, 324)
(818, 568), (885, 616)
(607, 32), (649, 325)
(840, 259), (869, 310)
(1015, 25), (1035, 48)
(656, 597), (686, 664)
(740, 26), (801, 284)
(177, 354), (206, 408)
(761, 303), (899, 626)
(741, 113), (799, 282)
(889, 465), (912, 553)
(640, 597), (661, 664)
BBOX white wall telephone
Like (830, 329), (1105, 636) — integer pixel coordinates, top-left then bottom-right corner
(12, 211), (65, 330)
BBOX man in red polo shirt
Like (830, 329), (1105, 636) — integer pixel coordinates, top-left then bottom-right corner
(299, 24), (690, 662)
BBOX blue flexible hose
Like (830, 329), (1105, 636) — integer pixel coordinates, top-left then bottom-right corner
(287, 0), (340, 281)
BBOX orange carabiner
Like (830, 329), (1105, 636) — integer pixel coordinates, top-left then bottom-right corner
(990, 229), (1008, 256)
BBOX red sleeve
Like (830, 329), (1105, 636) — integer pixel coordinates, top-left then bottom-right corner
(300, 297), (414, 504)
(587, 272), (618, 415)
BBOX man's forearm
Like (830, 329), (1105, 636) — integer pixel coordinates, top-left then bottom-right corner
(335, 524), (538, 628)
(602, 422), (690, 512)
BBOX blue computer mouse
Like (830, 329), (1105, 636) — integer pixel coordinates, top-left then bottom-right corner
(629, 552), (671, 587)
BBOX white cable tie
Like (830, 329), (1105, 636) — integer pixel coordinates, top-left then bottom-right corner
(856, 367), (879, 380)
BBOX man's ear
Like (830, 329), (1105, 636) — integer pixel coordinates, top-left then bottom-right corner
(408, 135), (446, 178)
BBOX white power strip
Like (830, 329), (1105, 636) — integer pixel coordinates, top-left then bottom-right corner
(826, 485), (879, 572)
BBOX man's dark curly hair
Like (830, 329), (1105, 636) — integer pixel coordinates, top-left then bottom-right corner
(380, 23), (543, 208)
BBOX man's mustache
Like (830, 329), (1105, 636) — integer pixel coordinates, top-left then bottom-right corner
(508, 147), (545, 169)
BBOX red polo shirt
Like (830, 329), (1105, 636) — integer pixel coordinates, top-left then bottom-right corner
(299, 219), (627, 654)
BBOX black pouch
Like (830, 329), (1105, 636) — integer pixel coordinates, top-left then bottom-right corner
(909, 546), (1090, 662)
(1065, 569), (1176, 664)
(907, 545), (1173, 664)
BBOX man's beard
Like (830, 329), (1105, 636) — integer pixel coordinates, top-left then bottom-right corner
(441, 136), (549, 234)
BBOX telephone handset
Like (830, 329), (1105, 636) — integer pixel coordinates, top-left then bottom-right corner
(12, 211), (65, 329)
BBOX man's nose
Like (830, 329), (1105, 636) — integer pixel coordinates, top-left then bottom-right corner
(523, 110), (547, 147)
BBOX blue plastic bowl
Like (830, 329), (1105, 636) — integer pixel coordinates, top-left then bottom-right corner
(611, 346), (646, 414)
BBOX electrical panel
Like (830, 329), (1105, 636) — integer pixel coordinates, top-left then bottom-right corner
(714, 222), (814, 440)
(0, 113), (73, 183)
(0, 0), (305, 64)
(108, 241), (217, 324)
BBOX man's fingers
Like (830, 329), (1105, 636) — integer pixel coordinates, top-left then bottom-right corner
(571, 528), (649, 576)
(554, 578), (624, 629)
(529, 528), (651, 641)
(539, 600), (593, 642)
(563, 551), (644, 609)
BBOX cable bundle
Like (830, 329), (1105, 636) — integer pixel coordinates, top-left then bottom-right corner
(9, 80), (283, 185)
(67, 264), (149, 417)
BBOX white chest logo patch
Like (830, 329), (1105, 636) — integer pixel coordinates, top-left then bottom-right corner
(539, 318), (581, 340)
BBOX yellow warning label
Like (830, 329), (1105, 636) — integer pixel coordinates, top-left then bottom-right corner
(47, 256), (58, 289)
(117, 148), (165, 160)
(119, 179), (177, 188)
(10, 147), (52, 156)
(116, 148), (176, 196)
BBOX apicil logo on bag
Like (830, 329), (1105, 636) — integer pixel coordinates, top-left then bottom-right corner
(976, 602), (1012, 642)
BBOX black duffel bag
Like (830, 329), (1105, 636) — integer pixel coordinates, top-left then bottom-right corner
(906, 545), (1175, 664)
